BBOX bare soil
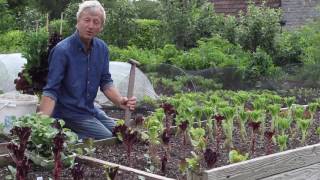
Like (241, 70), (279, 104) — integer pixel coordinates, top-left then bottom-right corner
(1, 109), (320, 179)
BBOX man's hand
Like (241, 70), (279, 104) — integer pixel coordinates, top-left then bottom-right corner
(119, 96), (137, 111)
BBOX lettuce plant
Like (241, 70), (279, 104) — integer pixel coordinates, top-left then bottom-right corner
(307, 102), (319, 123)
(267, 104), (281, 131)
(297, 118), (311, 144)
(277, 134), (288, 151)
(220, 107), (236, 149)
(203, 106), (214, 144)
(238, 110), (249, 141)
(146, 110), (164, 166)
(189, 127), (206, 153)
(228, 150), (248, 164)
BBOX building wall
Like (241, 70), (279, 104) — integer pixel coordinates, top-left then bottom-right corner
(211, 0), (281, 16)
(282, 0), (320, 27)
(211, 0), (320, 27)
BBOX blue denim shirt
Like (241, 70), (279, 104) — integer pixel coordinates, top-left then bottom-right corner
(43, 31), (113, 120)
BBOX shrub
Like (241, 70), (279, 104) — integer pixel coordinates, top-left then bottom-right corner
(159, 0), (217, 50)
(173, 36), (251, 70)
(272, 31), (305, 66)
(244, 48), (279, 81)
(133, 0), (161, 19)
(49, 19), (73, 38)
(101, 0), (137, 48)
(236, 2), (281, 53)
(0, 30), (26, 53)
(109, 45), (164, 65)
(129, 19), (165, 49)
(299, 21), (320, 65)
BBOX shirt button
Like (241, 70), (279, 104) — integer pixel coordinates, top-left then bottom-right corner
(87, 81), (90, 84)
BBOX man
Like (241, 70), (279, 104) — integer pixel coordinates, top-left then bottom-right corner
(39, 0), (136, 139)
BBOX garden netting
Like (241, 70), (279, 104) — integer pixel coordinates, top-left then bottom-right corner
(142, 63), (320, 105)
(0, 53), (26, 93)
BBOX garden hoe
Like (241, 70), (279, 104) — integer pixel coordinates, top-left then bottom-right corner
(124, 59), (140, 126)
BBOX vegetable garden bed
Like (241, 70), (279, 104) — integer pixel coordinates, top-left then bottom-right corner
(1, 91), (320, 179)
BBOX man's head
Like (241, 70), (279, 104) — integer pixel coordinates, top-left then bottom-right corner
(76, 0), (106, 43)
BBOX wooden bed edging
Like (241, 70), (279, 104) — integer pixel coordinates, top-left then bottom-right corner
(0, 154), (12, 167)
(202, 142), (320, 180)
(0, 142), (9, 154)
(76, 155), (175, 180)
(261, 162), (320, 180)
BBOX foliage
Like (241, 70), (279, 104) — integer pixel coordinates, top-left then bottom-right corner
(62, 1), (78, 30)
(228, 150), (248, 163)
(299, 20), (320, 65)
(0, 1), (18, 33)
(173, 36), (251, 70)
(133, 0), (161, 19)
(244, 48), (280, 82)
(29, 0), (71, 19)
(17, 6), (47, 31)
(102, 0), (137, 48)
(273, 31), (305, 66)
(236, 1), (281, 53)
(49, 19), (73, 38)
(15, 30), (62, 96)
(109, 45), (163, 65)
(159, 0), (217, 49)
(12, 114), (78, 167)
(0, 30), (25, 53)
(129, 19), (164, 49)
(7, 126), (32, 180)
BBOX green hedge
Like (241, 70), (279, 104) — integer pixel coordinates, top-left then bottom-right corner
(129, 19), (165, 49)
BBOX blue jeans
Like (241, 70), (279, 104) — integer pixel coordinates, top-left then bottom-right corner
(63, 108), (116, 140)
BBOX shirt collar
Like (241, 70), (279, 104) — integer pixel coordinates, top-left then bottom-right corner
(73, 30), (96, 52)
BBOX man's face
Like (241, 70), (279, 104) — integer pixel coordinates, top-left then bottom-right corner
(76, 9), (103, 42)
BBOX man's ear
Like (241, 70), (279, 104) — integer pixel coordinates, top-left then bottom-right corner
(98, 26), (104, 33)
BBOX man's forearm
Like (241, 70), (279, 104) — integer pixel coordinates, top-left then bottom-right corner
(38, 96), (56, 116)
(103, 85), (124, 107)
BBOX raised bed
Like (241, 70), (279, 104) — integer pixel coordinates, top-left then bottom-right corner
(1, 133), (320, 179)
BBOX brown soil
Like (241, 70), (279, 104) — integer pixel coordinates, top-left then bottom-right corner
(1, 109), (320, 179)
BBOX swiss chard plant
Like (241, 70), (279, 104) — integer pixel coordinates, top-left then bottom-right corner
(7, 126), (32, 180)
(71, 162), (84, 180)
(214, 114), (225, 151)
(248, 110), (262, 156)
(264, 130), (275, 155)
(15, 31), (63, 97)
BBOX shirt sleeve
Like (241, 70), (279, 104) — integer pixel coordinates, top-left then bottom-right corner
(100, 45), (113, 92)
(42, 46), (67, 101)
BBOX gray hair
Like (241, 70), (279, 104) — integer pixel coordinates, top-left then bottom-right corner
(76, 0), (106, 25)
